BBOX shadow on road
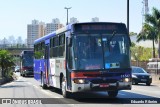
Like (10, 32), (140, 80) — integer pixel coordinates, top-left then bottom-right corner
(0, 85), (26, 88)
(37, 86), (160, 104)
(132, 83), (157, 87)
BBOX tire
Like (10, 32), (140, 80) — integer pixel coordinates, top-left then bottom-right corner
(41, 74), (47, 89)
(108, 91), (118, 98)
(146, 82), (151, 86)
(135, 82), (138, 85)
(132, 80), (138, 85)
(61, 77), (70, 98)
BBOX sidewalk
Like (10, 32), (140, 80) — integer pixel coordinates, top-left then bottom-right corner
(151, 74), (160, 86)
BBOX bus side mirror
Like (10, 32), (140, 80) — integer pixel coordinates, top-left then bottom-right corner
(68, 37), (72, 47)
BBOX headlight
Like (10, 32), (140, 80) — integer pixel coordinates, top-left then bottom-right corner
(124, 78), (130, 82)
(149, 75), (152, 78)
(132, 74), (137, 78)
(73, 79), (86, 84)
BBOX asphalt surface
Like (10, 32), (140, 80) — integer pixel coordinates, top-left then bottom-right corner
(0, 72), (160, 107)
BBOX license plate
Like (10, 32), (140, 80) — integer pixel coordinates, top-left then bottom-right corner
(99, 84), (109, 88)
(141, 79), (147, 81)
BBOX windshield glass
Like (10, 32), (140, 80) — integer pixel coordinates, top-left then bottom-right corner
(73, 33), (130, 70)
(132, 67), (146, 73)
(74, 34), (103, 70)
(22, 53), (34, 67)
(103, 34), (130, 69)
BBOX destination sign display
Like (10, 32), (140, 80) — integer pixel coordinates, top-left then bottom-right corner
(74, 23), (126, 33)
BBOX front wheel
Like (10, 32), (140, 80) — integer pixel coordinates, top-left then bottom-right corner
(132, 80), (138, 85)
(108, 91), (118, 98)
(146, 82), (151, 86)
(61, 77), (70, 98)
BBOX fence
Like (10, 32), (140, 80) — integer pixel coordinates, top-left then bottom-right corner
(131, 61), (149, 70)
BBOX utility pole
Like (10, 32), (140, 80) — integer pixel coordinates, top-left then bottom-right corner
(127, 0), (129, 34)
(64, 7), (72, 25)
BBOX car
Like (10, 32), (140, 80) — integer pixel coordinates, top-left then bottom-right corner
(14, 66), (20, 72)
(132, 66), (152, 86)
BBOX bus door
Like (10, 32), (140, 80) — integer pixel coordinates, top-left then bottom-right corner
(45, 44), (50, 85)
(66, 37), (72, 90)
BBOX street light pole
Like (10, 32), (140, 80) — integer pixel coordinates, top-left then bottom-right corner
(64, 7), (72, 25)
(127, 0), (129, 34)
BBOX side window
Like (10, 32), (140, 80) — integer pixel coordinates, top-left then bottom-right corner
(52, 36), (59, 57)
(59, 34), (65, 45)
(59, 34), (65, 57)
(54, 36), (59, 47)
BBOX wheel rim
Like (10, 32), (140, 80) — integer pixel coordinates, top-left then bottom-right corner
(62, 81), (66, 95)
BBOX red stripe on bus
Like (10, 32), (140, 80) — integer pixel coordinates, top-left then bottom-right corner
(71, 72), (100, 78)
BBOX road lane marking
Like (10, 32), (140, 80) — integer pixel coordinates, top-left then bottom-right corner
(32, 84), (39, 89)
(32, 84), (61, 98)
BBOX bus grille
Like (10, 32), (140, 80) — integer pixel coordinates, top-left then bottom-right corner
(91, 79), (117, 84)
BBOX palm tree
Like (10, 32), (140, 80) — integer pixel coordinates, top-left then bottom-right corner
(137, 23), (158, 58)
(137, 7), (160, 58)
(145, 7), (160, 57)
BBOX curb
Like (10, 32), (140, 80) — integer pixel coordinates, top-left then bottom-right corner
(0, 74), (18, 85)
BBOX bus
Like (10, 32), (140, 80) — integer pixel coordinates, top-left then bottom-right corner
(147, 58), (160, 74)
(34, 22), (132, 98)
(20, 50), (34, 77)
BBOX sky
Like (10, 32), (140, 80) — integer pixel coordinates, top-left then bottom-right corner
(0, 0), (159, 41)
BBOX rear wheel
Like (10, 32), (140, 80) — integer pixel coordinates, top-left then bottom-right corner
(41, 74), (47, 89)
(108, 91), (118, 98)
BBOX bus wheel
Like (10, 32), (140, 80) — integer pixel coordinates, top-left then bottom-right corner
(61, 77), (70, 98)
(41, 74), (47, 89)
(108, 91), (118, 98)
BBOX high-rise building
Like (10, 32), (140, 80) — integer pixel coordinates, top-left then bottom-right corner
(69, 17), (79, 24)
(45, 18), (64, 35)
(27, 20), (45, 48)
(91, 17), (99, 22)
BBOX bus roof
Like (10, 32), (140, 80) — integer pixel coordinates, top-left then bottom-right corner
(34, 22), (126, 44)
(34, 23), (72, 44)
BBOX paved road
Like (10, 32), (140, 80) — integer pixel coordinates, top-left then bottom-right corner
(0, 72), (160, 107)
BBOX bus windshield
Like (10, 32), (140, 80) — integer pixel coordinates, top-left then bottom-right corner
(73, 33), (130, 70)
(22, 53), (34, 67)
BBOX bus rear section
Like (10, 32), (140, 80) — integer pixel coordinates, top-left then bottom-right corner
(20, 50), (34, 77)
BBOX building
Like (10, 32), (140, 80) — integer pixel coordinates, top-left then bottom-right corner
(69, 17), (79, 24)
(91, 17), (99, 22)
(27, 20), (45, 48)
(45, 18), (64, 35)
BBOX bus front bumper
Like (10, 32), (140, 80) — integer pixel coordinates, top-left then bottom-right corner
(22, 70), (33, 76)
(71, 81), (132, 92)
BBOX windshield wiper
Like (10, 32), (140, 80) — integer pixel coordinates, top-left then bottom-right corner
(107, 31), (117, 51)
(108, 31), (117, 42)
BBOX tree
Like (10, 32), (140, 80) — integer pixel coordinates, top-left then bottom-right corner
(145, 7), (160, 57)
(0, 50), (14, 77)
(130, 46), (153, 61)
(129, 32), (137, 36)
(137, 23), (158, 58)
